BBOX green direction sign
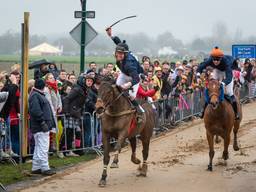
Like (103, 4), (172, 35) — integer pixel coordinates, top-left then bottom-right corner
(70, 21), (98, 46)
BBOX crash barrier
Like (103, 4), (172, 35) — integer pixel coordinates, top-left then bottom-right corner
(0, 84), (252, 164)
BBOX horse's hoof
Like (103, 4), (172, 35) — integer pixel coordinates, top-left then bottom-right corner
(138, 163), (148, 177)
(233, 145), (240, 151)
(222, 152), (229, 160)
(99, 179), (106, 187)
(110, 162), (119, 169)
(131, 156), (141, 165)
(207, 165), (213, 171)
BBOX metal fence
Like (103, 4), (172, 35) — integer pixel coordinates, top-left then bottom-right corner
(0, 83), (254, 164)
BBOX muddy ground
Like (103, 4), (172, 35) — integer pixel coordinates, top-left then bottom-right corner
(19, 102), (256, 192)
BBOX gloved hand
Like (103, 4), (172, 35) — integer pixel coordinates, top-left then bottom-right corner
(153, 85), (160, 91)
(121, 82), (132, 90)
(40, 121), (49, 133)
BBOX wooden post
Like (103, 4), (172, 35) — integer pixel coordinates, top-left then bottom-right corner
(21, 12), (29, 157)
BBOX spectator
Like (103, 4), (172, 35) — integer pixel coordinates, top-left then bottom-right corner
(29, 79), (56, 176)
(153, 59), (160, 68)
(152, 67), (163, 100)
(83, 75), (97, 147)
(57, 70), (67, 84)
(106, 63), (114, 74)
(48, 63), (59, 80)
(67, 73), (77, 85)
(44, 73), (62, 153)
(62, 76), (87, 157)
(88, 62), (97, 73)
(142, 56), (150, 63)
(34, 63), (49, 80)
(0, 74), (19, 158)
(9, 71), (21, 155)
(142, 60), (150, 74)
(161, 61), (172, 99)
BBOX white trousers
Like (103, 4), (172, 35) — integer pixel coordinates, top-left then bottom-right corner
(32, 131), (50, 171)
(116, 72), (139, 98)
(212, 69), (234, 96)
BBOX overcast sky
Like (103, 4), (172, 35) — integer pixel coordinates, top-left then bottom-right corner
(1, 0), (256, 42)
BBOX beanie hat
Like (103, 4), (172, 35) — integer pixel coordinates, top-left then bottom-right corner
(210, 46), (224, 58)
(34, 78), (45, 90)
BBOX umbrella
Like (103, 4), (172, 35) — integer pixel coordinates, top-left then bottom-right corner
(29, 59), (53, 69)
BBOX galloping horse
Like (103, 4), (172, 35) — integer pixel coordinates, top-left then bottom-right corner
(204, 79), (242, 171)
(95, 79), (155, 187)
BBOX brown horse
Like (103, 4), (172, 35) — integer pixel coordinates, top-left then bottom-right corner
(204, 79), (242, 171)
(95, 79), (155, 187)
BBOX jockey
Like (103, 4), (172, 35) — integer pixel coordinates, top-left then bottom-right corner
(197, 47), (240, 120)
(106, 28), (145, 121)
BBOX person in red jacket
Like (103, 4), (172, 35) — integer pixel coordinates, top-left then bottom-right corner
(136, 74), (159, 101)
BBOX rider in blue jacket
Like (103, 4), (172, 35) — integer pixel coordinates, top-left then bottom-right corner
(197, 47), (239, 120)
(106, 27), (145, 122)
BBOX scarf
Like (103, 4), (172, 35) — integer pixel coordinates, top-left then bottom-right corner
(46, 80), (58, 93)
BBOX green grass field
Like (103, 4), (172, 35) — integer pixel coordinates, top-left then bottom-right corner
(0, 55), (115, 65)
(0, 154), (96, 186)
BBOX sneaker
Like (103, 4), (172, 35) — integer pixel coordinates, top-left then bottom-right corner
(41, 169), (56, 176)
(57, 152), (64, 159)
(66, 151), (79, 157)
(6, 150), (19, 157)
(31, 169), (42, 174)
(0, 150), (10, 158)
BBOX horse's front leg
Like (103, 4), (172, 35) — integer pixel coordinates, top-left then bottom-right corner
(206, 132), (215, 171)
(223, 134), (230, 160)
(110, 129), (127, 169)
(99, 132), (111, 187)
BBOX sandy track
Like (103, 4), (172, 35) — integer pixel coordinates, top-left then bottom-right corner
(19, 102), (256, 192)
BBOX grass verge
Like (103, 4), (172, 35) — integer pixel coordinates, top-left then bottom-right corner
(0, 153), (96, 186)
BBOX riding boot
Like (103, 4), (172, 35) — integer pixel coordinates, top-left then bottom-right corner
(231, 96), (239, 120)
(131, 100), (145, 124)
(199, 102), (207, 119)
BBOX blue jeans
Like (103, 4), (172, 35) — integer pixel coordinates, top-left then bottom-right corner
(83, 114), (92, 147)
(0, 117), (12, 151)
(11, 124), (20, 154)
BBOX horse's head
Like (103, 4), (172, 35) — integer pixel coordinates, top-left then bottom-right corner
(95, 77), (119, 114)
(207, 79), (221, 110)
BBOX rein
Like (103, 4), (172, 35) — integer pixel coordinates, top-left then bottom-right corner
(98, 85), (134, 118)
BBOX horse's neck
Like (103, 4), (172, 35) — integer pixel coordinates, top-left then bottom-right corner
(108, 91), (131, 113)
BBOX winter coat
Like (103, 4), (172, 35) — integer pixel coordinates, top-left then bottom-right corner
(152, 75), (163, 100)
(62, 84), (87, 118)
(84, 88), (97, 114)
(136, 84), (156, 99)
(0, 83), (19, 119)
(161, 72), (172, 97)
(29, 88), (56, 134)
(44, 86), (62, 114)
(197, 55), (234, 85)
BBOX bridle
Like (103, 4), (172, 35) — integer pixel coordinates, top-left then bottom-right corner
(97, 85), (124, 114)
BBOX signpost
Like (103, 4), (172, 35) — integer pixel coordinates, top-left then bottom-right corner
(70, 0), (97, 73)
(232, 44), (256, 59)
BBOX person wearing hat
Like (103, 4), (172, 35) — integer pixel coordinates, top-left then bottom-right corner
(29, 79), (56, 176)
(152, 67), (163, 100)
(197, 46), (239, 119)
(106, 27), (145, 122)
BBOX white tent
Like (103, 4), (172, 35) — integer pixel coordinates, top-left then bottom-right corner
(29, 43), (62, 56)
(158, 46), (178, 56)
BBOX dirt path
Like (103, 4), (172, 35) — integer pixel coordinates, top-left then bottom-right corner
(20, 103), (256, 192)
